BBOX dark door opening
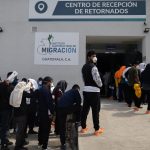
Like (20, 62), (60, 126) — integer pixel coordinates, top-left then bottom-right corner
(96, 52), (142, 97)
(97, 51), (142, 74)
(97, 53), (125, 74)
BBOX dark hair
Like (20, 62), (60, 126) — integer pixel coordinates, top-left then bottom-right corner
(132, 61), (140, 66)
(38, 77), (43, 81)
(43, 76), (53, 84)
(145, 63), (150, 71)
(7, 72), (13, 78)
(87, 50), (96, 58)
(72, 84), (80, 90)
(22, 78), (27, 83)
(53, 80), (67, 94)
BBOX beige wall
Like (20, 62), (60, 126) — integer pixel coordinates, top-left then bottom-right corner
(0, 0), (150, 88)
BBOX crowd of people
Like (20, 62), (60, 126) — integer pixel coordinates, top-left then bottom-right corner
(0, 50), (105, 150)
(102, 60), (150, 114)
(1, 50), (150, 150)
(0, 73), (83, 150)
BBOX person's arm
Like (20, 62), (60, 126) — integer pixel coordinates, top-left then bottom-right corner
(45, 91), (54, 114)
(73, 90), (82, 106)
(134, 69), (140, 84)
(122, 67), (131, 81)
(91, 66), (103, 87)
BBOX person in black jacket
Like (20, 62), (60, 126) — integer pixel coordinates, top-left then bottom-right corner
(11, 81), (37, 150)
(141, 63), (150, 114)
(38, 76), (54, 150)
(81, 50), (104, 136)
(57, 84), (81, 150)
(0, 72), (15, 150)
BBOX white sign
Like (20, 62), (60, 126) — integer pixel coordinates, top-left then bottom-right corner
(34, 32), (79, 65)
(29, 0), (146, 21)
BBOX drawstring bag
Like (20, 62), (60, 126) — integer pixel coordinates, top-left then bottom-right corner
(134, 83), (142, 98)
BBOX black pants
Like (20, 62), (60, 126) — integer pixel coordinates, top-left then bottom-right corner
(118, 83), (124, 102)
(27, 106), (36, 131)
(58, 106), (81, 145)
(142, 90), (150, 110)
(0, 109), (11, 146)
(81, 92), (101, 131)
(38, 113), (51, 149)
(127, 86), (141, 108)
(15, 116), (27, 148)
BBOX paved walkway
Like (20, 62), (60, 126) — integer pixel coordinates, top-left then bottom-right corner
(79, 99), (150, 150)
(8, 99), (150, 150)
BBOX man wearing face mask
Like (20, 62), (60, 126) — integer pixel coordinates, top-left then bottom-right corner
(81, 50), (104, 136)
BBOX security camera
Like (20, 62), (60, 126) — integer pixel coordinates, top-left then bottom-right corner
(144, 28), (150, 33)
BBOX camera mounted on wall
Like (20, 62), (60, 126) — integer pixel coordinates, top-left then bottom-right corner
(144, 28), (150, 33)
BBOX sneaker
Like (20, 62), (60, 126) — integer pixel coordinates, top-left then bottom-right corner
(94, 128), (104, 136)
(133, 107), (139, 112)
(145, 111), (150, 114)
(80, 127), (88, 133)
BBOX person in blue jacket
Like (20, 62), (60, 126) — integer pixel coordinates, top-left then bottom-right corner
(37, 76), (54, 150)
(57, 84), (81, 150)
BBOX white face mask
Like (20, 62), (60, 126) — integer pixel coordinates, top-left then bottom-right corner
(38, 81), (42, 85)
(92, 56), (97, 63)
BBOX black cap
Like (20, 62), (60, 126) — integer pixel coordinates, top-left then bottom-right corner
(43, 76), (53, 84)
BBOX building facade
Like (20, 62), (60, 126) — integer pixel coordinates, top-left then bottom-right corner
(0, 0), (150, 88)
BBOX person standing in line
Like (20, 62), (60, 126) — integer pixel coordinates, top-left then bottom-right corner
(81, 50), (104, 136)
(0, 72), (16, 150)
(127, 62), (141, 111)
(115, 66), (126, 102)
(10, 81), (38, 150)
(57, 84), (81, 150)
(141, 63), (150, 114)
(52, 80), (67, 135)
(38, 76), (54, 150)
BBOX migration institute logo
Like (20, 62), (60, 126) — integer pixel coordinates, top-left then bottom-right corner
(35, 1), (48, 13)
(37, 33), (77, 56)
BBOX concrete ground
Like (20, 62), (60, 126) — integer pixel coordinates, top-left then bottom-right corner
(8, 99), (150, 150)
(79, 99), (150, 150)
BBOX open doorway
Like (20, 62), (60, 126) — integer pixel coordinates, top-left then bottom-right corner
(86, 36), (143, 74)
(86, 36), (143, 96)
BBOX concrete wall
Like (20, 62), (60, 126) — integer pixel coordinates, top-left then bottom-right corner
(0, 0), (150, 88)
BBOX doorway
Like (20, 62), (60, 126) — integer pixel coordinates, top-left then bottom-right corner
(86, 36), (143, 97)
(86, 36), (143, 74)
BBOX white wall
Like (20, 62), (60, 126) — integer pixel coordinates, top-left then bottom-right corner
(0, 0), (150, 88)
